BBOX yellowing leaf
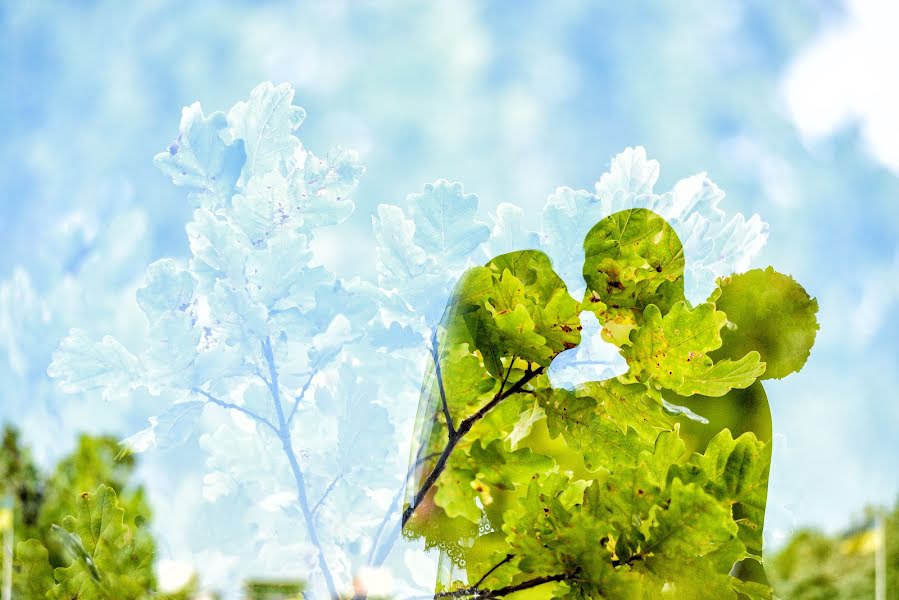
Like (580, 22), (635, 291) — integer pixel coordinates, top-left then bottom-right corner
(623, 302), (765, 396)
(582, 208), (686, 346)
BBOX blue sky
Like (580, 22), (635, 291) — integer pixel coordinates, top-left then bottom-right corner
(2, 0), (898, 590)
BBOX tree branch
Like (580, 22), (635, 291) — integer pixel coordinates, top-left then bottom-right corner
(400, 364), (544, 529)
(312, 472), (343, 517)
(471, 554), (513, 589)
(262, 337), (341, 600)
(432, 571), (570, 598)
(191, 387), (278, 434)
(287, 365), (319, 426)
(497, 356), (515, 398)
(430, 330), (455, 436)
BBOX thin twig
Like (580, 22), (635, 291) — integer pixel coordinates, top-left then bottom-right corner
(312, 472), (343, 517)
(262, 337), (341, 600)
(471, 554), (514, 589)
(432, 571), (570, 598)
(497, 357), (515, 398)
(191, 387), (278, 434)
(430, 330), (455, 436)
(287, 365), (320, 425)
(400, 364), (544, 529)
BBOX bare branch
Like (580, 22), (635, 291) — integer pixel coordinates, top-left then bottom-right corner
(287, 366), (319, 426)
(312, 472), (343, 517)
(261, 337), (341, 600)
(192, 387), (278, 434)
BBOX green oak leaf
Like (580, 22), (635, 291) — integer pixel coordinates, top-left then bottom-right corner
(710, 267), (819, 380)
(538, 380), (673, 473)
(507, 398), (545, 450)
(636, 480), (743, 592)
(582, 428), (684, 560)
(539, 387), (648, 472)
(14, 539), (55, 598)
(732, 579), (774, 600)
(502, 473), (601, 575)
(469, 439), (555, 495)
(432, 342), (498, 423)
(446, 250), (581, 378)
(695, 430), (771, 556)
(623, 302), (766, 396)
(434, 439), (555, 525)
(486, 270), (553, 366)
(432, 464), (481, 524)
(577, 379), (674, 439)
(49, 485), (153, 600)
(582, 208), (686, 346)
(640, 428), (687, 488)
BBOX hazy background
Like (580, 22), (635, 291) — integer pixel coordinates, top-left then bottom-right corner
(2, 0), (898, 588)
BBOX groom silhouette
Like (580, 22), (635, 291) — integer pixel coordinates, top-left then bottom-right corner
(405, 207), (818, 593)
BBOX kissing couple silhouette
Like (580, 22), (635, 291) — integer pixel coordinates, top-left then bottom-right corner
(402, 207), (818, 598)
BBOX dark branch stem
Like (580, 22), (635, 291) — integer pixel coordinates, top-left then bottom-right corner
(430, 330), (455, 436)
(262, 337), (341, 600)
(432, 572), (570, 598)
(472, 554), (513, 589)
(192, 387), (278, 434)
(497, 358), (515, 398)
(400, 364), (544, 529)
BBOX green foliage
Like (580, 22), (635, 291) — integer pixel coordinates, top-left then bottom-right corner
(37, 434), (152, 571)
(710, 267), (820, 380)
(621, 302), (765, 397)
(22, 485), (155, 599)
(770, 499), (899, 599)
(0, 427), (43, 537)
(582, 208), (685, 347)
(0, 427), (192, 599)
(245, 580), (306, 600)
(14, 540), (54, 598)
(406, 208), (819, 598)
(449, 250), (582, 379)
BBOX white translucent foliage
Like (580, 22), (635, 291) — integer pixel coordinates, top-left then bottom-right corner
(501, 146), (767, 389)
(373, 180), (490, 327)
(557, 146), (769, 304)
(154, 103), (246, 207)
(50, 82), (367, 597)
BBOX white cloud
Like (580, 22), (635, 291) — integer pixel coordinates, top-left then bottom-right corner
(783, 0), (899, 172)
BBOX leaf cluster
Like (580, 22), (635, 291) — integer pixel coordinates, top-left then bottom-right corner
(0, 427), (192, 599)
(407, 208), (819, 598)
